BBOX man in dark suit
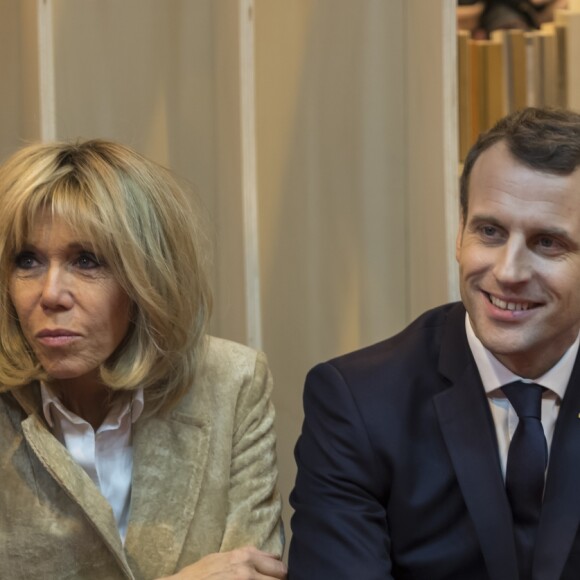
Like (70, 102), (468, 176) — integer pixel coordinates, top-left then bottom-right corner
(289, 107), (580, 580)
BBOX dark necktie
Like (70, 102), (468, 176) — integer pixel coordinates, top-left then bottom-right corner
(502, 381), (547, 579)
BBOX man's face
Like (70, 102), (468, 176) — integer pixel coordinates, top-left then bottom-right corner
(456, 140), (580, 378)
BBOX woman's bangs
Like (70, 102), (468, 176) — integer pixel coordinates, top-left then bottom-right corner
(17, 181), (110, 258)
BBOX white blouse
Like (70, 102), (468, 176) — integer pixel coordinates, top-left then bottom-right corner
(41, 383), (144, 543)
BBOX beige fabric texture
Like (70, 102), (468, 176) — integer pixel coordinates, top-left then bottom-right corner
(0, 336), (284, 579)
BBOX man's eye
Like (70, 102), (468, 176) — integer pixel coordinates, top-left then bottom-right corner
(75, 252), (100, 269)
(536, 236), (566, 253)
(14, 252), (38, 269)
(481, 225), (497, 237)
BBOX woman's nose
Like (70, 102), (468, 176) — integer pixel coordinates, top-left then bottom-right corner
(39, 265), (74, 310)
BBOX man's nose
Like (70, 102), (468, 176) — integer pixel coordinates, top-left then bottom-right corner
(39, 265), (74, 310)
(493, 238), (531, 285)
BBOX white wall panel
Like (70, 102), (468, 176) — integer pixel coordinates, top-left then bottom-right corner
(406, 0), (459, 315)
(254, 0), (412, 539)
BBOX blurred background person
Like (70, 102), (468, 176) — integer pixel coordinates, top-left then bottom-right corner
(457, 0), (568, 37)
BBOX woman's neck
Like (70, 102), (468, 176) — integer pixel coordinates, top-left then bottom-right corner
(51, 376), (114, 430)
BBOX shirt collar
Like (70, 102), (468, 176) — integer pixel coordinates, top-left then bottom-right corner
(41, 382), (145, 429)
(465, 313), (579, 401)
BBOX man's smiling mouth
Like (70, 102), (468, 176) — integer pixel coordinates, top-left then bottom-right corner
(486, 293), (540, 312)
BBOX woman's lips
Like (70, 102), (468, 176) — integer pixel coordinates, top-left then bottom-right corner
(36, 329), (80, 347)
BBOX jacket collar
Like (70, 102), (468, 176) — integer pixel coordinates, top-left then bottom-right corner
(12, 383), (135, 578)
(434, 303), (519, 580)
(11, 382), (211, 579)
(534, 358), (580, 580)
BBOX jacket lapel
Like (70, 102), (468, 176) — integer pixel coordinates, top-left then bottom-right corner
(433, 305), (519, 580)
(12, 386), (134, 579)
(124, 401), (210, 578)
(534, 362), (580, 580)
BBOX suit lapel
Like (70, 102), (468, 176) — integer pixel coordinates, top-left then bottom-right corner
(124, 403), (210, 577)
(434, 305), (519, 580)
(534, 361), (580, 580)
(12, 387), (134, 579)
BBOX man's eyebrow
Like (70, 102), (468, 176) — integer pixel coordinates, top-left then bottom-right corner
(533, 227), (573, 238)
(466, 214), (503, 227)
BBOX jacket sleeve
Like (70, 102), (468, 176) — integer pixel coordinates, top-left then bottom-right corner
(219, 350), (284, 557)
(289, 361), (393, 579)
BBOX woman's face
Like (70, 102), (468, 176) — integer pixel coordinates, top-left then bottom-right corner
(8, 212), (132, 388)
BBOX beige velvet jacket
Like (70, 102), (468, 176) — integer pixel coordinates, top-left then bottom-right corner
(0, 336), (283, 579)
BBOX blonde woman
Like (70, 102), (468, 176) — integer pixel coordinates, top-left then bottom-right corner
(0, 140), (285, 579)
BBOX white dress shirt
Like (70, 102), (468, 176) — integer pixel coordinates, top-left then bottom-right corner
(41, 383), (144, 543)
(465, 314), (579, 478)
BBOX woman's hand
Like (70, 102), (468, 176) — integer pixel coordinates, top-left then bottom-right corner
(158, 546), (287, 580)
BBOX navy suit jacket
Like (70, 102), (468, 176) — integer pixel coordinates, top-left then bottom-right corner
(289, 303), (580, 579)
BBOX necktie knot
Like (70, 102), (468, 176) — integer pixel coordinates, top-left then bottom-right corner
(502, 380), (543, 420)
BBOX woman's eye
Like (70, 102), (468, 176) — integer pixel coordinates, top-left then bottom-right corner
(76, 252), (100, 269)
(14, 252), (38, 269)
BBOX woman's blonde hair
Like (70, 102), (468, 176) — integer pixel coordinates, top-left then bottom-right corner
(0, 139), (212, 414)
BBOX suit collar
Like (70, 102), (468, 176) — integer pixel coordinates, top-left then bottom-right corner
(437, 303), (472, 384)
(434, 304), (519, 580)
(534, 358), (580, 580)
